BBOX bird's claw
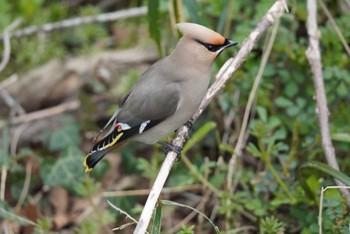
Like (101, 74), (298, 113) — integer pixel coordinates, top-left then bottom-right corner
(184, 119), (194, 140)
(184, 118), (194, 129)
(158, 142), (182, 160)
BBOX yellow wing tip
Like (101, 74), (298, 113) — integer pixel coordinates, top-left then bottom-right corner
(83, 155), (93, 173)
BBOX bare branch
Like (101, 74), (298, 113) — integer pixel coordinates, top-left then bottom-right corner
(318, 186), (350, 233)
(0, 7), (147, 40)
(134, 0), (288, 233)
(305, 0), (350, 207)
(0, 19), (21, 72)
(0, 20), (26, 116)
(318, 0), (350, 57)
(8, 100), (80, 126)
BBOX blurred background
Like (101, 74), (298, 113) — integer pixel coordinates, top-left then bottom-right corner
(0, 0), (349, 233)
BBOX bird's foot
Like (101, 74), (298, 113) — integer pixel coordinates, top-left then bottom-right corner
(184, 118), (194, 129)
(184, 118), (194, 140)
(158, 142), (182, 160)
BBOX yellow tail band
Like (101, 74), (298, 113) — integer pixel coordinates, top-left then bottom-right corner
(83, 132), (124, 173)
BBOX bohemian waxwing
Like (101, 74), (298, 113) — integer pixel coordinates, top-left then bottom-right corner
(84, 22), (237, 172)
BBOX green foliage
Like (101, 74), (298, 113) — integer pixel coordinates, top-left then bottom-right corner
(0, 2), (109, 78)
(75, 176), (101, 197)
(136, 148), (163, 181)
(2, 0), (350, 233)
(321, 196), (350, 233)
(183, 121), (217, 154)
(261, 216), (284, 234)
(48, 124), (81, 151)
(0, 127), (10, 166)
(0, 201), (36, 226)
(161, 200), (220, 233)
(34, 217), (56, 234)
(298, 161), (350, 201)
(40, 147), (85, 191)
(151, 203), (162, 234)
(147, 0), (162, 55)
(75, 210), (114, 234)
(176, 225), (195, 234)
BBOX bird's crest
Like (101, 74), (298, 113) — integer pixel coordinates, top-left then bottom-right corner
(176, 22), (225, 45)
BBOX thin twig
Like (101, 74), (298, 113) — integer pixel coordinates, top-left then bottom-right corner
(15, 162), (32, 209)
(225, 18), (281, 228)
(318, 186), (350, 234)
(0, 20), (25, 117)
(0, 19), (21, 72)
(305, 0), (350, 207)
(103, 184), (201, 197)
(10, 123), (30, 155)
(0, 74), (18, 89)
(0, 166), (7, 202)
(7, 100), (80, 126)
(168, 190), (212, 234)
(133, 1), (288, 233)
(134, 151), (178, 234)
(228, 19), (281, 190)
(107, 200), (138, 225)
(318, 0), (350, 57)
(0, 87), (26, 117)
(0, 7), (147, 40)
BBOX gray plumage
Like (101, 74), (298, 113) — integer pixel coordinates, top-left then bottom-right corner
(84, 23), (237, 172)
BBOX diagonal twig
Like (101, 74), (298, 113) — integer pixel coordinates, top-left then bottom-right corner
(0, 20), (26, 117)
(0, 7), (147, 40)
(133, 0), (288, 233)
(318, 0), (350, 57)
(305, 0), (350, 207)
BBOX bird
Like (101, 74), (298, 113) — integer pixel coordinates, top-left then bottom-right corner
(84, 22), (237, 172)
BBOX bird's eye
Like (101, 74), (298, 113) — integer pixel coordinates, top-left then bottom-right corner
(205, 44), (216, 52)
(196, 40), (219, 52)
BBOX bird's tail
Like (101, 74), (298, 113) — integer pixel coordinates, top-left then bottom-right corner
(84, 130), (125, 172)
(83, 147), (113, 172)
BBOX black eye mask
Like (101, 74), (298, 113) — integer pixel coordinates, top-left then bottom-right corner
(196, 39), (238, 53)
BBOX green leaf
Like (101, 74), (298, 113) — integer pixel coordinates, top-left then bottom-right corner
(256, 106), (268, 122)
(41, 147), (85, 191)
(219, 143), (234, 154)
(275, 96), (293, 108)
(0, 127), (10, 166)
(285, 81), (298, 97)
(331, 132), (350, 143)
(209, 173), (226, 188)
(147, 0), (162, 55)
(183, 121), (216, 154)
(336, 82), (347, 97)
(286, 105), (300, 116)
(49, 124), (80, 151)
(182, 0), (201, 23)
(0, 202), (36, 226)
(298, 161), (350, 200)
(216, 0), (230, 34)
(245, 199), (265, 216)
(151, 203), (162, 234)
(19, 0), (44, 18)
(246, 143), (261, 158)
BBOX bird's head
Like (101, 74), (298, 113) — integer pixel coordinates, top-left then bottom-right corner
(175, 23), (237, 65)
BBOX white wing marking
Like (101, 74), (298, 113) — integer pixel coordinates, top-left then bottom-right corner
(139, 120), (150, 134)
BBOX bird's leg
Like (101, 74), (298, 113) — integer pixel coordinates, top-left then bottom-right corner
(157, 142), (182, 160)
(183, 118), (194, 140)
(184, 118), (194, 129)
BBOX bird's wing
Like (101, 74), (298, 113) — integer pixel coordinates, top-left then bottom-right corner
(84, 82), (180, 171)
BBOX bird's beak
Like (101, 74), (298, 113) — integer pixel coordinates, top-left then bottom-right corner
(224, 39), (238, 48)
(216, 39), (238, 55)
